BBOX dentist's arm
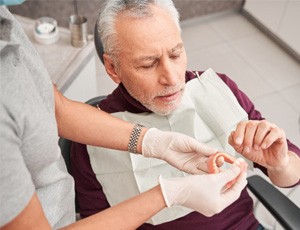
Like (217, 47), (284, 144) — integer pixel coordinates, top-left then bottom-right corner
(2, 167), (246, 230)
(54, 86), (217, 174)
(54, 85), (138, 151)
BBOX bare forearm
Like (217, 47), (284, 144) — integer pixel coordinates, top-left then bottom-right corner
(54, 86), (147, 151)
(3, 187), (165, 230)
(268, 151), (300, 187)
(62, 186), (166, 230)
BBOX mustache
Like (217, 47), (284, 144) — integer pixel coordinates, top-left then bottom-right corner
(156, 85), (185, 97)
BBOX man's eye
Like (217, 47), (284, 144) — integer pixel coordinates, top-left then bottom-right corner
(142, 65), (153, 69)
(170, 54), (180, 60)
(141, 63), (155, 69)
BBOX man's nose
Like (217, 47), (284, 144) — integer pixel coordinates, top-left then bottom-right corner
(158, 59), (177, 86)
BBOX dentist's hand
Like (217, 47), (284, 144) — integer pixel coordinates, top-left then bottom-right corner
(159, 166), (247, 217)
(142, 128), (218, 174)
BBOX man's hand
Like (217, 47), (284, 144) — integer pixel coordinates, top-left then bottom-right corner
(142, 128), (218, 174)
(228, 120), (289, 171)
(159, 166), (247, 217)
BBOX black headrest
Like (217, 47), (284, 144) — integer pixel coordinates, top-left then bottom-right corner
(94, 21), (105, 64)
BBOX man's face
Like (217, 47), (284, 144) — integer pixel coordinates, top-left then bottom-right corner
(112, 5), (187, 115)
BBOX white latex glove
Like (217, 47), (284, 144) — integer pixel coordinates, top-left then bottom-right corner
(159, 166), (247, 217)
(142, 128), (218, 174)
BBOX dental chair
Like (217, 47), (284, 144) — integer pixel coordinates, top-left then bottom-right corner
(58, 22), (300, 229)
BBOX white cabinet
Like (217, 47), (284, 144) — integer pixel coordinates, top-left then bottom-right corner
(277, 0), (300, 54)
(244, 0), (300, 57)
(63, 55), (118, 102)
(63, 55), (99, 102)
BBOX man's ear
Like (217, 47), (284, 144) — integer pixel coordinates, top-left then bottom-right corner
(103, 54), (121, 84)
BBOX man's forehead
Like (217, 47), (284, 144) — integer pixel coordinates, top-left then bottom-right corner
(115, 6), (182, 63)
(131, 42), (184, 63)
(170, 43), (184, 53)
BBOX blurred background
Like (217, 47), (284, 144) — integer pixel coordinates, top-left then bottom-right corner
(8, 0), (244, 34)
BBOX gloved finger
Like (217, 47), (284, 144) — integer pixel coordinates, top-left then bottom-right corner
(187, 167), (208, 175)
(188, 139), (218, 156)
(220, 172), (247, 206)
(183, 157), (209, 175)
(217, 165), (241, 186)
(195, 161), (209, 173)
(184, 163), (208, 175)
(231, 171), (248, 190)
(216, 156), (224, 167)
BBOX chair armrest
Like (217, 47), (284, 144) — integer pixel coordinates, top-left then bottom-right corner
(247, 175), (300, 230)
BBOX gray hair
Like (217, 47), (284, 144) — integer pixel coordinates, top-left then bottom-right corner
(96, 0), (180, 63)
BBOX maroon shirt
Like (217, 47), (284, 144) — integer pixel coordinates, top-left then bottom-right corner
(71, 71), (300, 229)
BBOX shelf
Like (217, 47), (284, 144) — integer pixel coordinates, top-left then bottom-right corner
(14, 14), (95, 92)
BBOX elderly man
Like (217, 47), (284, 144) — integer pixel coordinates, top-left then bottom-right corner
(71, 0), (300, 229)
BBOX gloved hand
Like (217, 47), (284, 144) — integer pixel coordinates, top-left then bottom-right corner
(142, 128), (218, 174)
(158, 166), (247, 217)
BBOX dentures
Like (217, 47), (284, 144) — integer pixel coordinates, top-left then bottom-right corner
(207, 152), (248, 188)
